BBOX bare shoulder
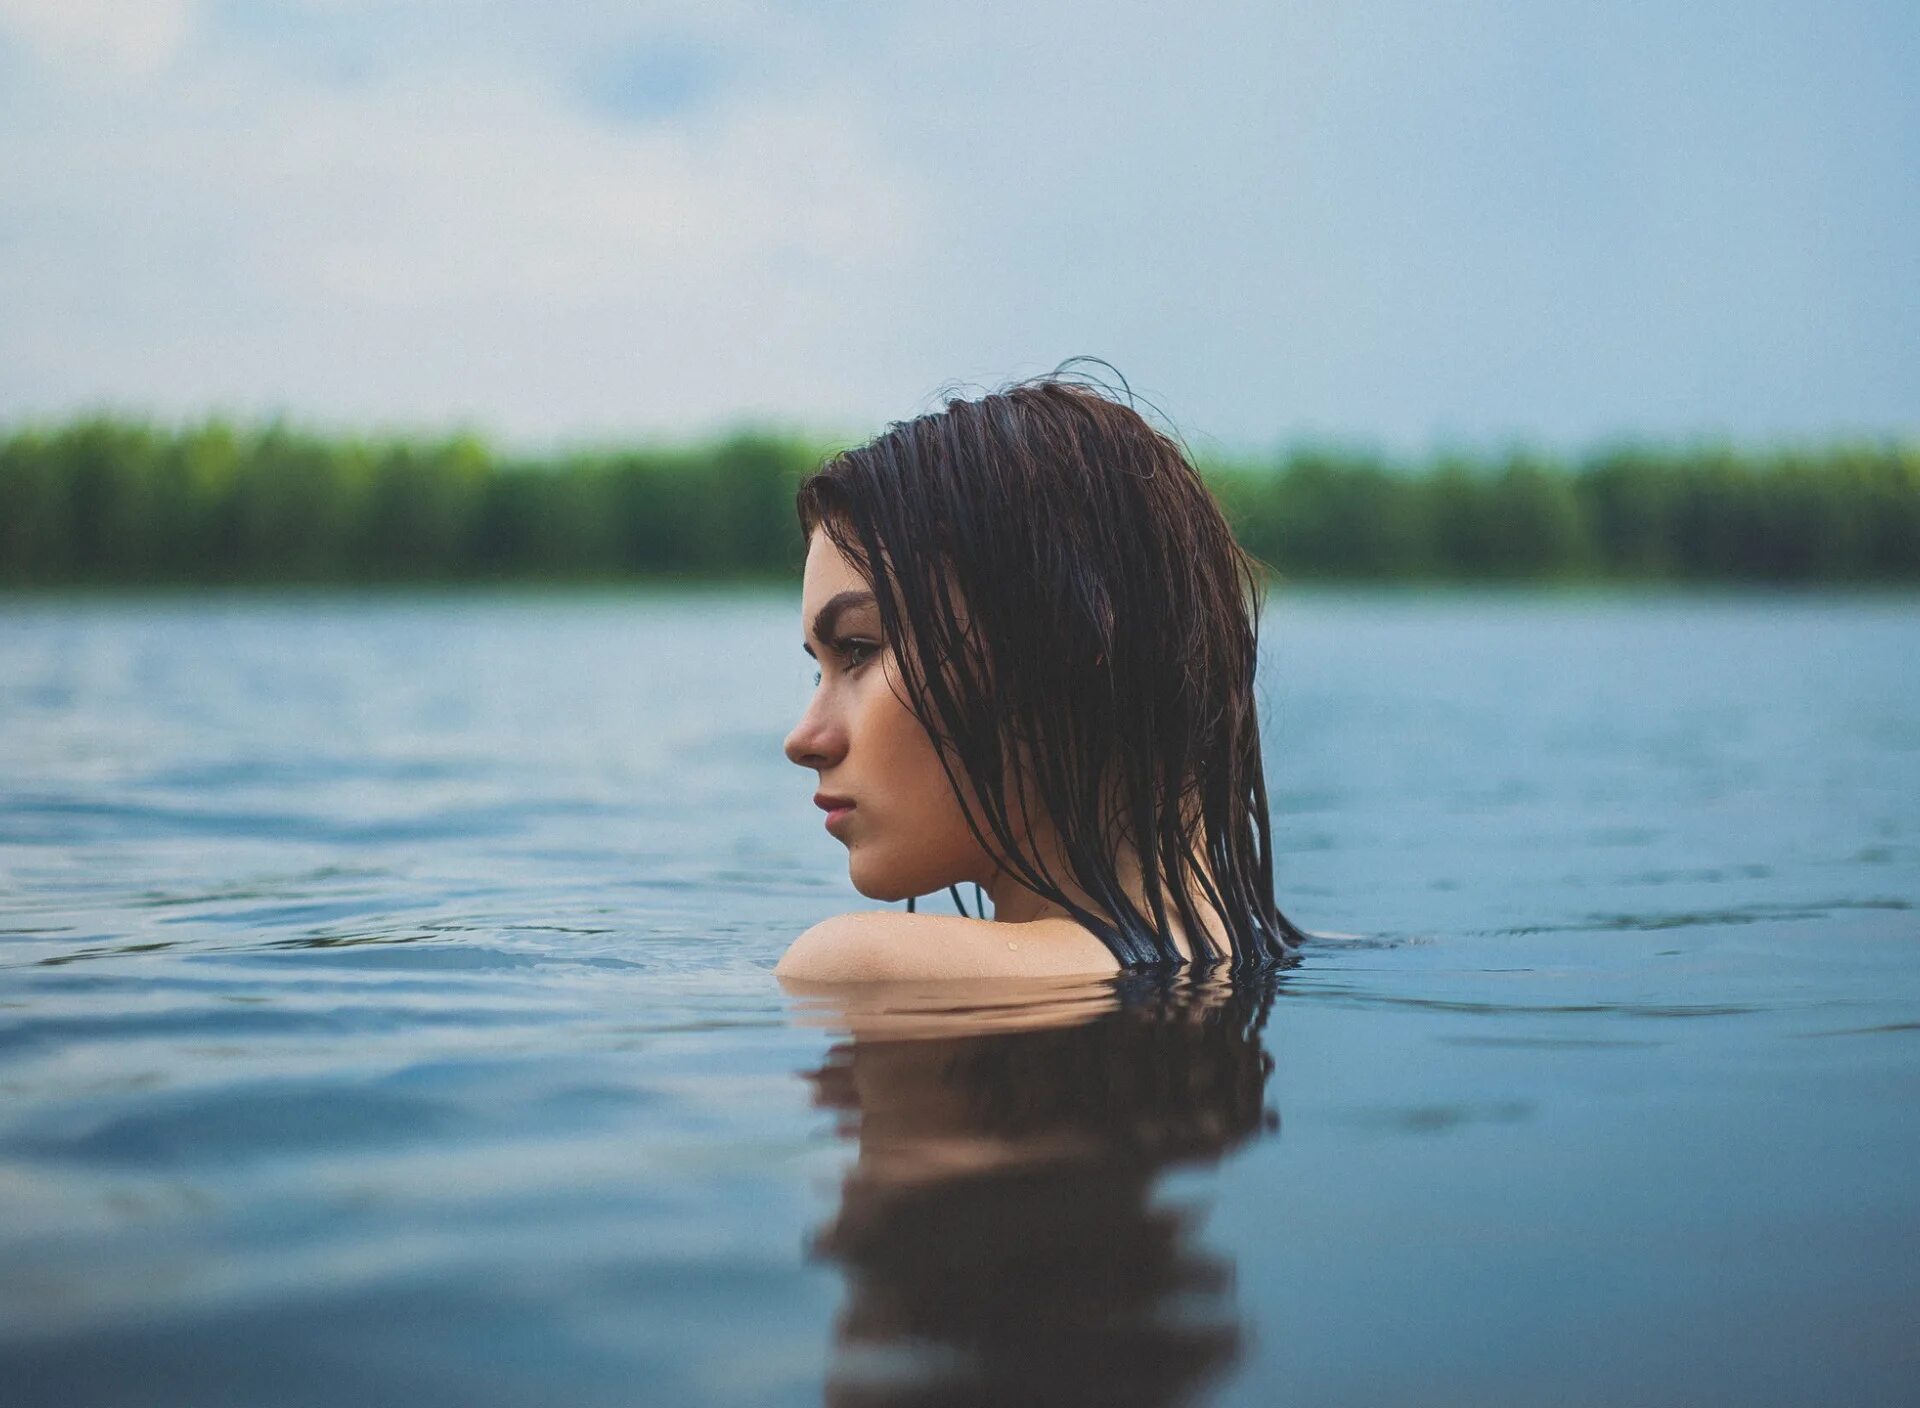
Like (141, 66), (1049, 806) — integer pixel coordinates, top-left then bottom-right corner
(775, 910), (1120, 985)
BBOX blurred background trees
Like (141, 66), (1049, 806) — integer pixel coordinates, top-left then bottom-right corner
(2, 417), (1914, 586)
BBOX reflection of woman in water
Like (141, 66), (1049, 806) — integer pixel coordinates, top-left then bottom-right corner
(777, 364), (1309, 981)
(801, 974), (1284, 1408)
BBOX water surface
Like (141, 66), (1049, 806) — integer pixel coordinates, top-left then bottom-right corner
(2, 589), (1916, 1406)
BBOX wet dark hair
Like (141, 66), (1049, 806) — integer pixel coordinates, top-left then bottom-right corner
(795, 362), (1306, 970)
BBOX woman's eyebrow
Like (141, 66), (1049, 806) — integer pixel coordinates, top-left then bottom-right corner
(804, 590), (878, 654)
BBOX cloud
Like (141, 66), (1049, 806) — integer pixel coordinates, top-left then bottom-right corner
(0, 0), (199, 79)
(0, 0), (1914, 447)
(0, 7), (933, 442)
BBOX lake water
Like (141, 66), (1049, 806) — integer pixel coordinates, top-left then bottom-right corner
(2, 589), (1916, 1406)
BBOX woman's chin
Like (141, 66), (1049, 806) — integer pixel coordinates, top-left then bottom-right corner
(849, 876), (908, 904)
(847, 856), (926, 905)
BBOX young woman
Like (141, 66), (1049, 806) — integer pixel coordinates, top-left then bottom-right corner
(777, 367), (1308, 982)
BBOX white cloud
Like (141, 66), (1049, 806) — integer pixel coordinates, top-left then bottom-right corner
(0, 0), (198, 79)
(0, 18), (933, 441)
(0, 0), (1914, 447)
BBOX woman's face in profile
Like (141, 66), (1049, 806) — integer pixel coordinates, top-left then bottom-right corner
(784, 527), (993, 901)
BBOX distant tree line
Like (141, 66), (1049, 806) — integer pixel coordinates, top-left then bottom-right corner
(1, 417), (1915, 586)
(1207, 443), (1920, 584)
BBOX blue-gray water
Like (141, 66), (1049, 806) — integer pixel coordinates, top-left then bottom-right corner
(2, 590), (1916, 1407)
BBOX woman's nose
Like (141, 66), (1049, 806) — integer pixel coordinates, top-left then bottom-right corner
(784, 693), (845, 770)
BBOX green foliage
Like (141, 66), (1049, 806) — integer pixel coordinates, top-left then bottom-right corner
(1, 417), (1914, 586)
(1213, 439), (1917, 585)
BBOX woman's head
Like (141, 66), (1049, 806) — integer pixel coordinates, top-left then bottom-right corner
(782, 366), (1303, 970)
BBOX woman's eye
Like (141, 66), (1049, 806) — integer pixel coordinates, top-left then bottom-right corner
(811, 640), (877, 688)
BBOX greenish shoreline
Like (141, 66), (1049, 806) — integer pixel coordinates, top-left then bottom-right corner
(4, 417), (1915, 587)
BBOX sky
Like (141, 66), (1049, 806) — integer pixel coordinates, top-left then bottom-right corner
(0, 0), (1914, 454)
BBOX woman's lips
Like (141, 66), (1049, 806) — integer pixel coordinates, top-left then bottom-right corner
(814, 792), (855, 835)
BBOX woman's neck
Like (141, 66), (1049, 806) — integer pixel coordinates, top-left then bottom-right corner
(979, 845), (1222, 960)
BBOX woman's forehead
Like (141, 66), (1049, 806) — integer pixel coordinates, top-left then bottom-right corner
(794, 530), (871, 618)
(798, 525), (967, 641)
(802, 529), (868, 599)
